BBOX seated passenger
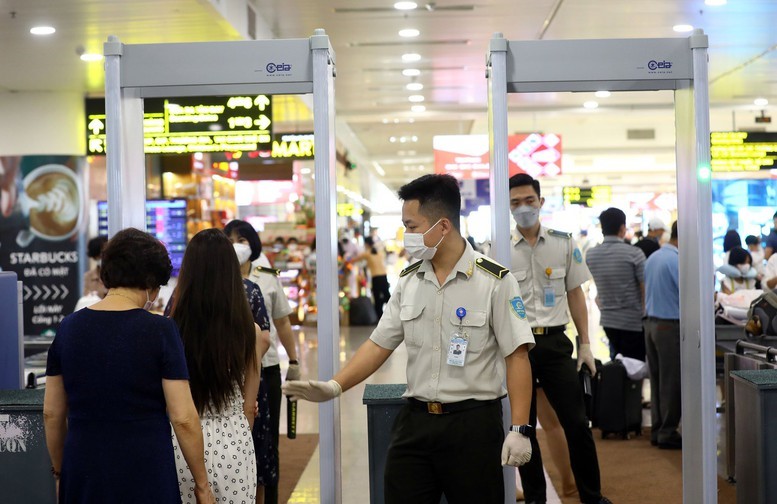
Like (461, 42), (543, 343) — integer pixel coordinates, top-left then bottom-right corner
(718, 246), (757, 294)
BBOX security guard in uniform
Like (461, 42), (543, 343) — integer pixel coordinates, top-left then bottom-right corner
(284, 174), (535, 504)
(507, 174), (610, 504)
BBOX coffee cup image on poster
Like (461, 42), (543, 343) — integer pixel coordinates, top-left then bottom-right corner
(0, 156), (84, 336)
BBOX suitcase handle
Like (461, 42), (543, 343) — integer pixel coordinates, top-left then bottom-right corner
(735, 339), (777, 362)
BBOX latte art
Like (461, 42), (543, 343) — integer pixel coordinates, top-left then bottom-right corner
(26, 171), (80, 238)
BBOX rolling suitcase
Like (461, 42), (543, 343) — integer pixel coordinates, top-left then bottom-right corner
(595, 359), (642, 439)
(349, 296), (378, 326)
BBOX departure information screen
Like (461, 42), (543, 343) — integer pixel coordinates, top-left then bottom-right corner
(98, 199), (188, 276)
(711, 131), (777, 172)
(562, 186), (612, 207)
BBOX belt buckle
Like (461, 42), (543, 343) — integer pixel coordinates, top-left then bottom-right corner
(427, 402), (444, 415)
(532, 327), (546, 335)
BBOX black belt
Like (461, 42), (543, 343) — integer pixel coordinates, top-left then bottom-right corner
(531, 325), (565, 335)
(407, 397), (502, 415)
(646, 317), (680, 323)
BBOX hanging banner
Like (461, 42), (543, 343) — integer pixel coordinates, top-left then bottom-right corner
(0, 156), (85, 336)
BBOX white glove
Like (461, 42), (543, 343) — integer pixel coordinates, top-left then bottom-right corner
(501, 431), (532, 467)
(286, 362), (301, 382)
(282, 379), (342, 402)
(577, 343), (597, 376)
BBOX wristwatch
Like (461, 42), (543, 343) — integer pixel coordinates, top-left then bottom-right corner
(288, 360), (299, 365)
(510, 424), (535, 437)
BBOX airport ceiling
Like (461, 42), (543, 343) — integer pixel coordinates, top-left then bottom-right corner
(1, 0), (775, 190)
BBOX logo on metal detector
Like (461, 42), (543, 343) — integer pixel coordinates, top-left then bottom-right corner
(647, 60), (672, 71)
(266, 63), (292, 74)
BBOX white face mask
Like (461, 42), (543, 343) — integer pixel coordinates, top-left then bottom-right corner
(287, 243), (298, 252)
(233, 242), (252, 265)
(512, 205), (540, 229)
(737, 264), (751, 275)
(143, 290), (157, 311)
(404, 219), (444, 261)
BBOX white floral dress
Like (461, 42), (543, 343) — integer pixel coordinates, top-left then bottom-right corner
(172, 386), (257, 503)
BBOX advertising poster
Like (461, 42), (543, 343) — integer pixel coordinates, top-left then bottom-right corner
(0, 156), (85, 336)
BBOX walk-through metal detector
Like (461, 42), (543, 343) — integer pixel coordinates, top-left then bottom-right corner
(104, 30), (343, 503)
(487, 31), (713, 503)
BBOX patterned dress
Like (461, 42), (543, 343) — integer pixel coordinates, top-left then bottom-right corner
(173, 386), (257, 503)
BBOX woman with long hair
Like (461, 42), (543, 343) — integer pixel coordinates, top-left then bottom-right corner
(170, 229), (269, 504)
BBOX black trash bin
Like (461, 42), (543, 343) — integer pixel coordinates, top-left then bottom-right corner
(0, 388), (56, 504)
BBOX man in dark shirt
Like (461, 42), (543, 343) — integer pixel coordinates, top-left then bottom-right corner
(635, 217), (665, 259)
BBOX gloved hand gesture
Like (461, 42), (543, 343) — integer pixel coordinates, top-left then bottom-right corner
(286, 362), (301, 382)
(577, 343), (597, 376)
(501, 431), (532, 467)
(282, 379), (342, 402)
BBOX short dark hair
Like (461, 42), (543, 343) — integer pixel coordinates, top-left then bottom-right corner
(773, 210), (777, 219)
(509, 173), (541, 198)
(397, 174), (461, 230)
(100, 228), (172, 290)
(722, 229), (742, 253)
(87, 236), (108, 260)
(745, 235), (760, 246)
(670, 221), (678, 240)
(599, 207), (626, 236)
(728, 246), (752, 266)
(223, 220), (261, 262)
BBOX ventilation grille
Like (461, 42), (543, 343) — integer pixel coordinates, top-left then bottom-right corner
(627, 128), (655, 140)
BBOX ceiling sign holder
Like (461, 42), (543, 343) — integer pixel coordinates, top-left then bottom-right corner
(487, 31), (713, 503)
(104, 30), (342, 503)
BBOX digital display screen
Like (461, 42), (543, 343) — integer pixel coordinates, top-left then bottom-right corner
(86, 95), (273, 155)
(562, 186), (612, 207)
(710, 131), (777, 172)
(98, 199), (188, 276)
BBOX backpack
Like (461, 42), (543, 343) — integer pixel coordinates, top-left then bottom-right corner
(745, 290), (777, 339)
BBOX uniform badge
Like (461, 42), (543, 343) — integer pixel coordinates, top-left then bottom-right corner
(510, 296), (527, 319)
(573, 248), (583, 264)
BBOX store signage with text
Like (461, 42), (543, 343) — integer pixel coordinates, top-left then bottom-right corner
(85, 96), (273, 155)
(433, 133), (562, 180)
(710, 131), (777, 172)
(272, 133), (314, 159)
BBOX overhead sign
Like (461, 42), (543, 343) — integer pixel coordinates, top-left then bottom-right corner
(563, 186), (612, 207)
(271, 133), (314, 159)
(433, 133), (562, 180)
(710, 131), (777, 172)
(85, 95), (273, 155)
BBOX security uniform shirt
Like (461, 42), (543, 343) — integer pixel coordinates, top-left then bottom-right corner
(509, 226), (590, 328)
(370, 240), (535, 402)
(248, 266), (294, 367)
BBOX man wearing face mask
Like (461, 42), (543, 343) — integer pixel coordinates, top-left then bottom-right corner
(507, 174), (609, 504)
(284, 174), (536, 503)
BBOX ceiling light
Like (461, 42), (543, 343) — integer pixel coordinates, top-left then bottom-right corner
(408, 118), (415, 123)
(754, 98), (769, 107)
(408, 95), (425, 103)
(80, 53), (104, 62)
(402, 53), (422, 63)
(411, 105), (426, 113)
(394, 2), (418, 10)
(30, 26), (56, 35)
(390, 136), (397, 143)
(594, 90), (611, 98)
(403, 68), (421, 77)
(399, 28), (420, 38)
(704, 0), (726, 5)
(583, 101), (599, 109)
(382, 118), (389, 124)
(406, 82), (424, 91)
(673, 24), (694, 33)
(393, 118), (400, 124)
(411, 136), (418, 142)
(400, 137), (407, 143)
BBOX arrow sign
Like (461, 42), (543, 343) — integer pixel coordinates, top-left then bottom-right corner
(88, 118), (105, 135)
(254, 95), (271, 111)
(24, 285), (32, 301)
(254, 114), (271, 130)
(42, 285), (51, 300)
(52, 284), (60, 300)
(61, 285), (69, 299)
(33, 286), (42, 300)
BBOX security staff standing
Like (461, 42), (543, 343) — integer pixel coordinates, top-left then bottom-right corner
(507, 174), (610, 504)
(284, 174), (535, 504)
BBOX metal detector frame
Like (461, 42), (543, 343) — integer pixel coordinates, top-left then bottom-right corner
(104, 30), (342, 503)
(487, 30), (714, 503)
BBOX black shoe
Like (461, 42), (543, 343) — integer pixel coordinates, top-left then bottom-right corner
(598, 498), (614, 504)
(658, 437), (682, 449)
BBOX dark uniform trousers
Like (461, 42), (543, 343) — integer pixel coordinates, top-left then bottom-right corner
(518, 332), (602, 504)
(262, 364), (282, 504)
(603, 327), (647, 362)
(384, 400), (504, 504)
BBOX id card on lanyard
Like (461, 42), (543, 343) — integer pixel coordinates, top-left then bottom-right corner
(543, 267), (555, 307)
(447, 307), (468, 367)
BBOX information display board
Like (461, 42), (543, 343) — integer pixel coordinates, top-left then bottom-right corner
(562, 186), (612, 207)
(86, 96), (273, 155)
(710, 131), (777, 172)
(98, 200), (187, 275)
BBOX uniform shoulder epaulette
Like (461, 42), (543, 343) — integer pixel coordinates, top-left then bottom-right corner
(252, 266), (281, 276)
(399, 260), (423, 278)
(475, 257), (509, 279)
(548, 229), (572, 239)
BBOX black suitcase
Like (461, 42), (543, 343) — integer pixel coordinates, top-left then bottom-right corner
(595, 360), (642, 439)
(349, 296), (378, 326)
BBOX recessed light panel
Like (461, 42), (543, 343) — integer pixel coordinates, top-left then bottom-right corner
(406, 83), (424, 91)
(30, 26), (56, 35)
(402, 68), (421, 77)
(673, 24), (694, 33)
(408, 95), (425, 103)
(402, 53), (422, 63)
(394, 2), (417, 10)
(399, 28), (420, 38)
